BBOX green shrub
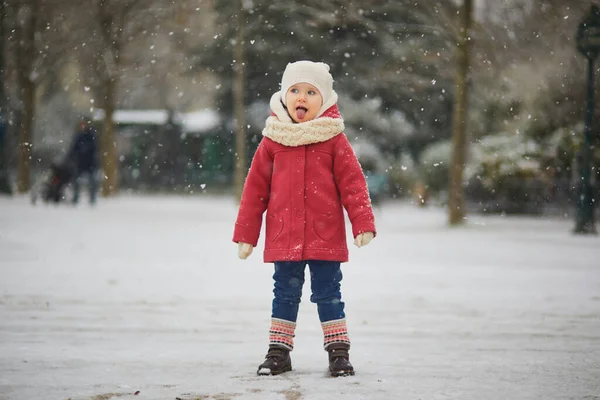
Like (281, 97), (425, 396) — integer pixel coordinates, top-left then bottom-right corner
(418, 140), (451, 195)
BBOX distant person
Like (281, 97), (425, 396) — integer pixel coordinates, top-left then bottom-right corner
(232, 61), (377, 377)
(68, 118), (99, 205)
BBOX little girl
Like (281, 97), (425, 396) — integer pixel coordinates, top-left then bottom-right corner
(233, 60), (376, 377)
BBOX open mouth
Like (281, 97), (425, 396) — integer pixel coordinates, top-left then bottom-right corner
(295, 107), (308, 120)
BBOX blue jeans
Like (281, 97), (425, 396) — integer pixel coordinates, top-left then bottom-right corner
(72, 169), (98, 205)
(272, 260), (345, 323)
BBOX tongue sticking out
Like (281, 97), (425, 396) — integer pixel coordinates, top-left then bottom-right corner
(296, 108), (307, 120)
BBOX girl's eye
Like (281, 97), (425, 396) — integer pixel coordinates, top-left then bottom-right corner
(308, 90), (316, 95)
(291, 88), (299, 93)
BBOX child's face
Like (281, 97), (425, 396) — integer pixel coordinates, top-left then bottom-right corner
(285, 83), (323, 123)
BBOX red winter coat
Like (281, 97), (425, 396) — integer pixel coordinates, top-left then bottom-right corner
(232, 102), (376, 263)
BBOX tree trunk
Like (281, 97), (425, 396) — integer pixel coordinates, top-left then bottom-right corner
(16, 79), (35, 193)
(16, 1), (37, 193)
(101, 77), (119, 196)
(0, 1), (11, 195)
(448, 0), (473, 226)
(233, 3), (247, 202)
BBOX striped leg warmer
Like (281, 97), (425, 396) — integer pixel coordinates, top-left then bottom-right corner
(321, 318), (351, 349)
(269, 318), (296, 351)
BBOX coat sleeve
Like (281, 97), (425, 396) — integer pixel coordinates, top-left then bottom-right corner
(332, 134), (377, 238)
(232, 139), (273, 246)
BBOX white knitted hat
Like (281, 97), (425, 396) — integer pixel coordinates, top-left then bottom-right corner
(280, 60), (333, 107)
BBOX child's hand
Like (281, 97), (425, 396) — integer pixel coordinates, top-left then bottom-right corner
(238, 242), (254, 259)
(354, 232), (374, 248)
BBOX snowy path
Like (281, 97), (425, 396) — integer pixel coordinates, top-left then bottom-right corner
(1, 195), (599, 400)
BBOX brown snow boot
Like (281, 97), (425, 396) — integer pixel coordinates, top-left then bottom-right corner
(257, 345), (292, 376)
(327, 343), (354, 377)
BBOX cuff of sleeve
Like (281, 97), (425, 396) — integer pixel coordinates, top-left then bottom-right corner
(351, 214), (377, 238)
(233, 223), (260, 247)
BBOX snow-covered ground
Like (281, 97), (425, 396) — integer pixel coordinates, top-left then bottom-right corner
(1, 194), (599, 400)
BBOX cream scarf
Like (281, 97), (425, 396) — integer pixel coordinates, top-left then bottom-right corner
(262, 91), (345, 147)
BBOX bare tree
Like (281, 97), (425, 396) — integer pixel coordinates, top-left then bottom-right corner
(448, 0), (473, 225)
(64, 0), (175, 196)
(4, 0), (79, 192)
(233, 1), (248, 202)
(0, 0), (11, 194)
(94, 0), (142, 196)
(11, 0), (40, 193)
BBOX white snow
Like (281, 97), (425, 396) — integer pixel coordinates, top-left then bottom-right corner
(91, 109), (220, 134)
(179, 110), (220, 134)
(1, 195), (599, 400)
(93, 109), (172, 125)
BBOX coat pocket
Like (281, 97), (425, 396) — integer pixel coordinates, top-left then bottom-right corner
(313, 212), (339, 241)
(267, 213), (284, 242)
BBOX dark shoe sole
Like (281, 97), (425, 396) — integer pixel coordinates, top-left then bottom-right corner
(330, 368), (355, 377)
(257, 364), (292, 376)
